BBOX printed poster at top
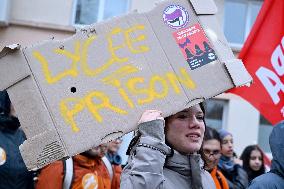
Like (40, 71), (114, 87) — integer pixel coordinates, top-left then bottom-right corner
(173, 24), (218, 70)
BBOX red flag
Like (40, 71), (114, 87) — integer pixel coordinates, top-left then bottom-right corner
(229, 0), (284, 125)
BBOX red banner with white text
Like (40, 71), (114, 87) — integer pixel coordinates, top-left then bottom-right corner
(229, 0), (284, 125)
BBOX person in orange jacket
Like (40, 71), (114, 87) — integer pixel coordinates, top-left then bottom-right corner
(35, 144), (120, 189)
(201, 127), (229, 189)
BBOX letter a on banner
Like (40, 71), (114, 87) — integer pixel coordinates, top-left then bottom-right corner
(229, 0), (284, 125)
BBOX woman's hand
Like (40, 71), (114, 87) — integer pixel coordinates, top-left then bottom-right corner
(138, 110), (164, 125)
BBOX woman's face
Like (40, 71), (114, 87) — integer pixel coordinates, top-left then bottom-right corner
(249, 149), (263, 171)
(221, 135), (234, 158)
(85, 144), (108, 158)
(165, 104), (205, 154)
(108, 139), (122, 154)
(202, 139), (221, 171)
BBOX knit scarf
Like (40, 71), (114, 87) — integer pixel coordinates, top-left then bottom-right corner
(218, 155), (234, 172)
(106, 152), (122, 165)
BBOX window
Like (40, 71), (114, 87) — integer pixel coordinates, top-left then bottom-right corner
(205, 99), (228, 130)
(258, 115), (273, 153)
(74, 0), (130, 25)
(223, 0), (263, 47)
(0, 0), (10, 26)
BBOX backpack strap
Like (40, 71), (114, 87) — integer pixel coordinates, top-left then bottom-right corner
(63, 158), (74, 189)
(102, 156), (113, 181)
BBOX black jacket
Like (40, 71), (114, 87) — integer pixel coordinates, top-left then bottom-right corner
(0, 121), (34, 189)
(0, 91), (34, 189)
(218, 156), (248, 189)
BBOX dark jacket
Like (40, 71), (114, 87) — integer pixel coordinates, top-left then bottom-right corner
(0, 126), (34, 189)
(0, 90), (34, 189)
(218, 156), (248, 189)
(248, 121), (284, 189)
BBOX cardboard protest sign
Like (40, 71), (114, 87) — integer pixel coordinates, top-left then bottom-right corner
(0, 0), (252, 170)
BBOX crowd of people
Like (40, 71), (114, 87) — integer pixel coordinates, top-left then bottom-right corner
(0, 90), (283, 189)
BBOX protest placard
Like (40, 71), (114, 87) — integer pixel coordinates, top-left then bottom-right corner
(0, 0), (252, 170)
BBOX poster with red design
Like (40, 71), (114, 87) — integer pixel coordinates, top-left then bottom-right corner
(173, 23), (217, 70)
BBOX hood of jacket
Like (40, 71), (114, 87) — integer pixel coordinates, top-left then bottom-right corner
(270, 121), (284, 178)
(0, 114), (20, 131)
(0, 91), (10, 115)
(0, 91), (20, 131)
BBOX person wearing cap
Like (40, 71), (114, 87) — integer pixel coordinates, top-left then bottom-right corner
(121, 103), (216, 189)
(0, 90), (34, 189)
(217, 129), (248, 189)
(248, 121), (284, 189)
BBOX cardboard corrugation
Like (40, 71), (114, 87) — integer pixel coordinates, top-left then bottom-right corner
(19, 130), (67, 171)
(0, 0), (252, 170)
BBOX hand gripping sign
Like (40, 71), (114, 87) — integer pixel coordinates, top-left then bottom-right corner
(0, 0), (252, 170)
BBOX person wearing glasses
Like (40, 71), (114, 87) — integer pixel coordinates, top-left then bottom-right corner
(201, 127), (229, 189)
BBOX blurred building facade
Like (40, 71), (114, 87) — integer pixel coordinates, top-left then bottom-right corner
(0, 0), (272, 163)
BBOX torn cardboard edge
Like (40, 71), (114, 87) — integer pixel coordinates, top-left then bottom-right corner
(0, 44), (21, 58)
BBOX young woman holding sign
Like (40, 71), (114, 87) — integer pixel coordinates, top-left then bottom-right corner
(120, 103), (215, 189)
